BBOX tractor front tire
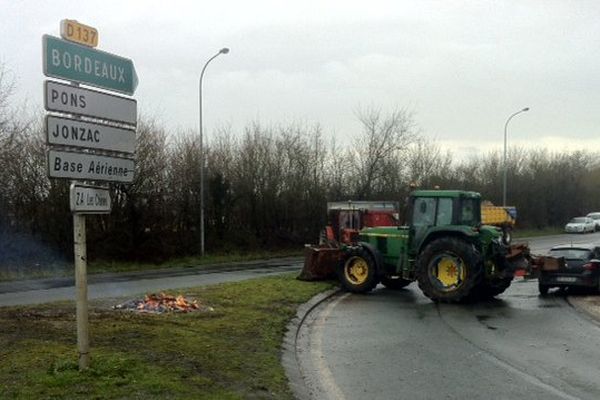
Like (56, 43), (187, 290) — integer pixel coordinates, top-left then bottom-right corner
(380, 276), (412, 290)
(337, 247), (379, 293)
(502, 227), (513, 246)
(416, 237), (484, 303)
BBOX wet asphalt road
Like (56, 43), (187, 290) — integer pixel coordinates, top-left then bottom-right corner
(0, 258), (302, 307)
(517, 231), (600, 254)
(297, 232), (600, 400)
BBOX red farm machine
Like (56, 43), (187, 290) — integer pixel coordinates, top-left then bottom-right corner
(299, 200), (400, 281)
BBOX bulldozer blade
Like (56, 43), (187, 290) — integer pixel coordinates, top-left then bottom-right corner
(505, 243), (565, 278)
(504, 243), (532, 275)
(297, 246), (342, 281)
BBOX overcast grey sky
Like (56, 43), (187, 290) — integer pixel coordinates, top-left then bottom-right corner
(2, 0), (600, 157)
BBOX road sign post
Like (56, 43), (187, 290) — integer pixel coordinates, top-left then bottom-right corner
(43, 20), (138, 371)
(73, 213), (89, 369)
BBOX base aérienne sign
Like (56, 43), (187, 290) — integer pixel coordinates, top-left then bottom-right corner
(48, 149), (134, 183)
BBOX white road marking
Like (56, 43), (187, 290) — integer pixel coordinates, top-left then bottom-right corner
(311, 293), (349, 400)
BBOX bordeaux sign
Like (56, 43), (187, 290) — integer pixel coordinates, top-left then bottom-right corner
(46, 115), (136, 154)
(43, 34), (138, 95)
(44, 80), (137, 125)
(48, 149), (135, 183)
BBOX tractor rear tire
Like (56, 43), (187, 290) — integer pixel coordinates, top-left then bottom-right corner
(380, 276), (412, 290)
(416, 237), (483, 303)
(337, 247), (379, 293)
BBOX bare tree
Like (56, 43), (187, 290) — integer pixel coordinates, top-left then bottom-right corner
(350, 106), (419, 198)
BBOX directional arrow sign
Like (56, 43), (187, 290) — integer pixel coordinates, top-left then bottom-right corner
(46, 115), (136, 154)
(48, 149), (135, 183)
(44, 80), (137, 125)
(43, 34), (138, 95)
(70, 183), (111, 214)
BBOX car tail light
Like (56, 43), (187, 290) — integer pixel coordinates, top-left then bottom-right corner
(583, 262), (599, 271)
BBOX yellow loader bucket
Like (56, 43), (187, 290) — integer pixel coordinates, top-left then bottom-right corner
(297, 246), (342, 281)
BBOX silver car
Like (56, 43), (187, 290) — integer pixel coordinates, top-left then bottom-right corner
(565, 217), (595, 233)
(586, 212), (600, 231)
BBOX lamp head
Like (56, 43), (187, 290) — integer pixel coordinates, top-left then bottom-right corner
(522, 107), (530, 112)
(219, 48), (230, 54)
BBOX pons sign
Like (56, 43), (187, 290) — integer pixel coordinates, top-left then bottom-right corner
(70, 183), (111, 214)
(46, 115), (135, 154)
(48, 149), (135, 183)
(43, 34), (138, 95)
(44, 80), (137, 125)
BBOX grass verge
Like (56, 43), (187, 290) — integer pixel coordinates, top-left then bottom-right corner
(0, 249), (303, 282)
(513, 227), (564, 239)
(0, 274), (334, 399)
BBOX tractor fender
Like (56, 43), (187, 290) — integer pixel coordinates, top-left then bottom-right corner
(355, 242), (385, 277)
(418, 228), (476, 254)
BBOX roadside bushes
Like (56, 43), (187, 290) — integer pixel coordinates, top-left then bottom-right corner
(1, 64), (599, 263)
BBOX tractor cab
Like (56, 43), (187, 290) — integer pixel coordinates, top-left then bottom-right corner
(408, 190), (484, 255)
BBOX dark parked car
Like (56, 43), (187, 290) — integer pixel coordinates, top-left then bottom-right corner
(539, 244), (600, 295)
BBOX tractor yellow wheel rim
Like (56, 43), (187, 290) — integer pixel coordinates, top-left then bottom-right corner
(344, 256), (369, 285)
(430, 254), (465, 291)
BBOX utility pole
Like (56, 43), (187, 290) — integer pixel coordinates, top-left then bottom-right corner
(198, 47), (229, 256)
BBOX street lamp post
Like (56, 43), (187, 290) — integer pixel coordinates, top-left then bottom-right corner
(199, 47), (229, 256)
(502, 107), (529, 206)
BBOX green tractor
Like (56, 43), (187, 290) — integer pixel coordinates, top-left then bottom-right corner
(302, 190), (530, 303)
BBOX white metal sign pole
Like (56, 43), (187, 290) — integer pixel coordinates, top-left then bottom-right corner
(73, 211), (90, 369)
(70, 76), (90, 370)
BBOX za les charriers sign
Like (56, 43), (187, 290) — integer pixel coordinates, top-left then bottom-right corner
(70, 183), (111, 214)
(43, 34), (138, 95)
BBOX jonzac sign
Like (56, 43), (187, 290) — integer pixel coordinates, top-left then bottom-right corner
(46, 115), (135, 153)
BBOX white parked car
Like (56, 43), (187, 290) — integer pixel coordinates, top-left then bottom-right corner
(565, 217), (596, 233)
(586, 212), (600, 231)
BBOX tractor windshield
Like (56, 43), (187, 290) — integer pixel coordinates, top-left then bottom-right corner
(459, 198), (480, 226)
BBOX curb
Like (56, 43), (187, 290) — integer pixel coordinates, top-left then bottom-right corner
(282, 288), (341, 400)
(565, 296), (600, 327)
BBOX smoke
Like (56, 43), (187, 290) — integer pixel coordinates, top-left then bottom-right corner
(0, 230), (69, 279)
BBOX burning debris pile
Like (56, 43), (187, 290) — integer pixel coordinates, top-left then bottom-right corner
(114, 292), (212, 314)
